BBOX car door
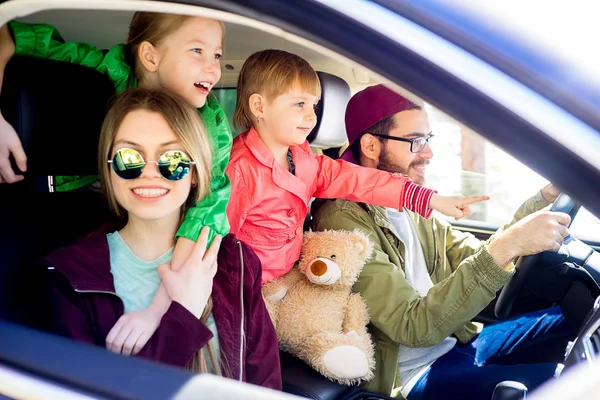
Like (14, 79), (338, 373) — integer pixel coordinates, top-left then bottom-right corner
(1, 0), (599, 399)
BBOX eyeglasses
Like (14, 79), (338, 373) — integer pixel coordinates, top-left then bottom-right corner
(368, 133), (434, 153)
(108, 148), (194, 181)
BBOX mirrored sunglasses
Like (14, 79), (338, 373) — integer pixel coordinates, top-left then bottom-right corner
(108, 148), (194, 181)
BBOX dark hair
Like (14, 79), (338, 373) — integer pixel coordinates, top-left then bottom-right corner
(350, 104), (422, 161)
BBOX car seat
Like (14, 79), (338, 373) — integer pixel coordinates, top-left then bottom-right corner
(303, 71), (351, 232)
(307, 71), (351, 160)
(0, 55), (115, 330)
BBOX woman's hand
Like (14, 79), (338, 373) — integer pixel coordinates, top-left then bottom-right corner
(106, 306), (163, 356)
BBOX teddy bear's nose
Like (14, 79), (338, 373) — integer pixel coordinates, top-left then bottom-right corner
(310, 260), (328, 276)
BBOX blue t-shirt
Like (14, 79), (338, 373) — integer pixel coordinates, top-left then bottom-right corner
(107, 231), (220, 371)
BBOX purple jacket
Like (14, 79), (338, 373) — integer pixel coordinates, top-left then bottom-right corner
(43, 224), (282, 391)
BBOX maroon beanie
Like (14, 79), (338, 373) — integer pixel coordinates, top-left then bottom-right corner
(340, 84), (417, 164)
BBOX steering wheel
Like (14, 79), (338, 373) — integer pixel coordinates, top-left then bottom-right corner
(495, 192), (581, 319)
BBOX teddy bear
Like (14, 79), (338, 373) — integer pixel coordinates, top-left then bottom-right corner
(262, 229), (376, 386)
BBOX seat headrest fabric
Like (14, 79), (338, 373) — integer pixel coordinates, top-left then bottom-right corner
(0, 56), (114, 328)
(0, 56), (114, 329)
(0, 56), (116, 179)
(307, 71), (351, 149)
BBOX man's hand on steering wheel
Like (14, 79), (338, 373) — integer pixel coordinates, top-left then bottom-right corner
(494, 192), (579, 319)
(488, 211), (571, 269)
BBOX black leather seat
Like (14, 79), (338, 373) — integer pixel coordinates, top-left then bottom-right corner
(281, 351), (397, 400)
(0, 55), (115, 329)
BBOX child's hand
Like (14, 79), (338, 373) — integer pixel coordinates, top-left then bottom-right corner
(157, 227), (221, 319)
(429, 194), (490, 221)
(105, 306), (163, 356)
(0, 115), (27, 183)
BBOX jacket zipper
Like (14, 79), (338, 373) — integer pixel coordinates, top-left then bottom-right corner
(236, 240), (246, 382)
(73, 288), (124, 305)
(73, 288), (119, 297)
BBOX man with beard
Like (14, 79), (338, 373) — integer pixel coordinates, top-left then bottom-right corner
(311, 84), (575, 400)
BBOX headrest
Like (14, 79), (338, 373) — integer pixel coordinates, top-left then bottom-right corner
(0, 56), (116, 184)
(307, 71), (351, 149)
(0, 57), (115, 328)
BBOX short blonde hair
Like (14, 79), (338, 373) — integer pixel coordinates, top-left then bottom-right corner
(234, 49), (321, 132)
(98, 87), (212, 220)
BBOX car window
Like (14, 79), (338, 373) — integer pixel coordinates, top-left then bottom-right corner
(425, 104), (600, 242)
(213, 88), (241, 137)
(214, 89), (600, 243)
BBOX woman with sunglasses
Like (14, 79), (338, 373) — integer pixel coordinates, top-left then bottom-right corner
(42, 88), (281, 389)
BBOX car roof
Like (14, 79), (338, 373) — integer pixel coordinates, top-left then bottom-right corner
(376, 0), (600, 134)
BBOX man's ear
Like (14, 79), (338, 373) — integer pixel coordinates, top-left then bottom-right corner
(137, 41), (161, 73)
(359, 133), (381, 163)
(249, 93), (265, 120)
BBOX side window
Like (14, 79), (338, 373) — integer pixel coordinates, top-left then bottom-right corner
(425, 105), (600, 242)
(213, 88), (241, 137)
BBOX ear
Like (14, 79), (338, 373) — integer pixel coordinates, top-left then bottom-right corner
(359, 133), (382, 163)
(249, 93), (265, 121)
(137, 41), (161, 73)
(351, 230), (373, 259)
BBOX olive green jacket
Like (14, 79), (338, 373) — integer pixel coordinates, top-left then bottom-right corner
(312, 191), (549, 397)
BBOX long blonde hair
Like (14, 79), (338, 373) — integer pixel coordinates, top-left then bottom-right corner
(126, 12), (226, 84)
(97, 87), (221, 374)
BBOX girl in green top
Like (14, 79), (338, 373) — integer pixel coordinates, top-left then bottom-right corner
(0, 12), (232, 352)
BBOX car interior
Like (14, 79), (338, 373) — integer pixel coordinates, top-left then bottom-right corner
(1, 5), (600, 400)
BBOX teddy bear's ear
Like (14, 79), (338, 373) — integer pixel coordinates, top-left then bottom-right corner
(355, 242), (364, 254)
(351, 229), (374, 259)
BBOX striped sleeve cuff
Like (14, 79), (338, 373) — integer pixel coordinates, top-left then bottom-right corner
(402, 180), (437, 219)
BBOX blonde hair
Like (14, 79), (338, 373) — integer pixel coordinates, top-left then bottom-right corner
(97, 88), (221, 375)
(234, 49), (321, 132)
(126, 12), (226, 84)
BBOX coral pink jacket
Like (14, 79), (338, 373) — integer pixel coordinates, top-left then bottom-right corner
(226, 127), (435, 283)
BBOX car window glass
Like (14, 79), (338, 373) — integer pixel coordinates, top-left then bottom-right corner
(425, 104), (600, 242)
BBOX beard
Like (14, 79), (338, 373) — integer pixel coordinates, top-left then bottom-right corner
(377, 145), (428, 185)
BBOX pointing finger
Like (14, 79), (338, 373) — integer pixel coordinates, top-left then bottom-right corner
(460, 195), (490, 206)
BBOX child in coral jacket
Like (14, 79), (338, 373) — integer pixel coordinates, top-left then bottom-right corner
(227, 49), (488, 284)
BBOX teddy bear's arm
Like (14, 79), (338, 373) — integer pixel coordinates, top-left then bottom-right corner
(343, 293), (371, 335)
(262, 278), (288, 302)
(262, 267), (304, 299)
(262, 268), (305, 326)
